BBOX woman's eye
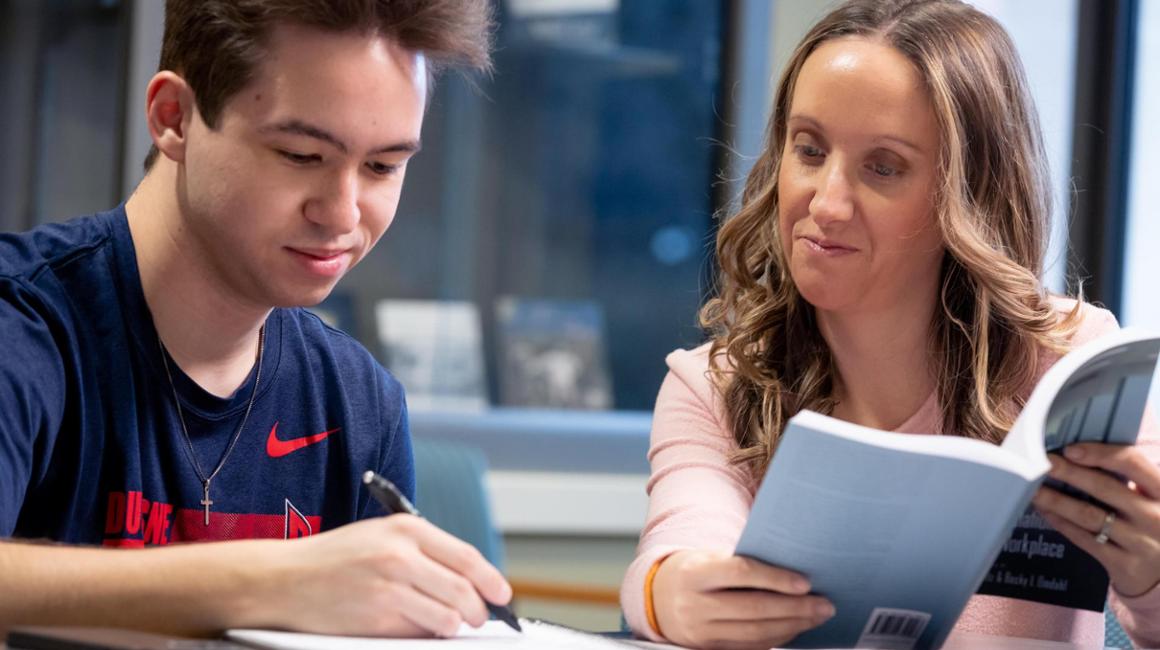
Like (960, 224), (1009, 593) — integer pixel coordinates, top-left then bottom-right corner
(794, 144), (824, 162)
(869, 162), (899, 178)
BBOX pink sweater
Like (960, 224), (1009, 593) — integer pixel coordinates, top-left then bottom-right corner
(621, 302), (1160, 648)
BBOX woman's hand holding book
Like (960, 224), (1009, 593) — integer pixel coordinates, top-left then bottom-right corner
(649, 550), (835, 650)
(1033, 443), (1160, 598)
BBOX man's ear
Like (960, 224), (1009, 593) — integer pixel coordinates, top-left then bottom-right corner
(145, 71), (196, 164)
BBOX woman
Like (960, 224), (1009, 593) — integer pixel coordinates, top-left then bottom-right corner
(620, 1), (1160, 648)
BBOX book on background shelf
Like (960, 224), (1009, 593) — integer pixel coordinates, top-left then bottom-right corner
(733, 329), (1160, 650)
(306, 291), (358, 338)
(374, 300), (487, 412)
(495, 297), (613, 410)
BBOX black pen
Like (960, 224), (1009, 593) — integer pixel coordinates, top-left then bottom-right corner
(362, 470), (523, 633)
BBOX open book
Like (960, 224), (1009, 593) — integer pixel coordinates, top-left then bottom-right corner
(734, 328), (1160, 650)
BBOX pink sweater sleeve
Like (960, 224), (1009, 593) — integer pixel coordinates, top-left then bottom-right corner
(619, 345), (755, 642)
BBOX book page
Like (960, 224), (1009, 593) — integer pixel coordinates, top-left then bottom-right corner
(228, 620), (636, 650)
(1042, 336), (1159, 450)
(792, 410), (1043, 479)
(1003, 329), (1160, 462)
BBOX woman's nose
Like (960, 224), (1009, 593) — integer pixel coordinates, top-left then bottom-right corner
(809, 163), (854, 226)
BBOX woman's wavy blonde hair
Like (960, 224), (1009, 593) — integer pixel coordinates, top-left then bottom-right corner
(701, 0), (1081, 479)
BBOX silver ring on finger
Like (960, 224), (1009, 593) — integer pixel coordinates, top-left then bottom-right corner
(1094, 510), (1116, 545)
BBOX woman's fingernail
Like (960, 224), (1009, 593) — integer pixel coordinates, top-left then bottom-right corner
(816, 603), (836, 618)
(794, 577), (811, 592)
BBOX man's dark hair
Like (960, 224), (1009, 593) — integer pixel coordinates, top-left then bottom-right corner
(143, 0), (493, 171)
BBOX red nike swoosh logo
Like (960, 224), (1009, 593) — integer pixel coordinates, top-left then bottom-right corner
(266, 422), (341, 458)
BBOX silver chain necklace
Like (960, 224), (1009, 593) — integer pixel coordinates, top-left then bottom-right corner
(157, 326), (265, 527)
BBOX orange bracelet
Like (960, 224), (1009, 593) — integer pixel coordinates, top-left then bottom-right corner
(643, 556), (668, 637)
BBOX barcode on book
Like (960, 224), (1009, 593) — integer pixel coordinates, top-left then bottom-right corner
(856, 607), (931, 650)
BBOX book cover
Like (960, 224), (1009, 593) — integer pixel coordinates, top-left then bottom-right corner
(374, 300), (488, 412)
(733, 329), (1160, 650)
(494, 297), (613, 410)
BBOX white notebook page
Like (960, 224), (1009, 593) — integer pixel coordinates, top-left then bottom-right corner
(228, 619), (645, 649)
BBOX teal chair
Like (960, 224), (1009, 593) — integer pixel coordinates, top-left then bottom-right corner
(411, 437), (625, 618)
(1106, 606), (1132, 650)
(412, 438), (506, 570)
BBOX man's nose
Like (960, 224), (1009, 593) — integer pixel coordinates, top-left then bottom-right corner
(305, 169), (361, 233)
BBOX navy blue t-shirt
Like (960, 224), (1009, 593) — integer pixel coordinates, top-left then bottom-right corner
(0, 206), (413, 546)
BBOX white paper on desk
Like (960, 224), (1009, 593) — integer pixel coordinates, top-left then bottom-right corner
(227, 619), (637, 649)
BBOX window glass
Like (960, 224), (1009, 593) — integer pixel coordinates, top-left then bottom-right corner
(0, 1), (128, 229)
(1121, 0), (1160, 404)
(1123, 0), (1160, 330)
(340, 1), (726, 411)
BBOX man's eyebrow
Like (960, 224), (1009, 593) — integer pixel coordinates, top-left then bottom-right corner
(261, 120), (348, 154)
(260, 119), (422, 156)
(369, 140), (422, 156)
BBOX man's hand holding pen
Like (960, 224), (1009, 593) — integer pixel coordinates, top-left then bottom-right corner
(263, 514), (515, 638)
(362, 470), (522, 634)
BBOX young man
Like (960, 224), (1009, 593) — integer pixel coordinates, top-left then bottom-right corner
(0, 0), (510, 638)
